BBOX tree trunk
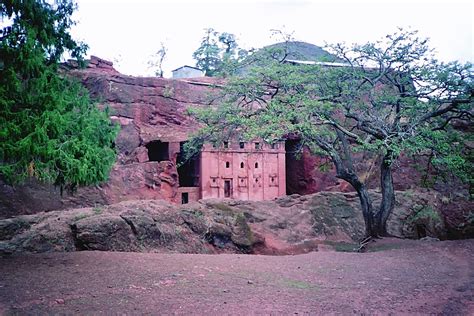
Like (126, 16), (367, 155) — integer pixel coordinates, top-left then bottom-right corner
(374, 154), (395, 236)
(353, 182), (377, 237)
(316, 136), (378, 238)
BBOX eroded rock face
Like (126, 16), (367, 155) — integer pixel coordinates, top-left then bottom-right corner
(69, 58), (222, 207)
(103, 161), (178, 204)
(2, 190), (468, 256)
(0, 57), (221, 217)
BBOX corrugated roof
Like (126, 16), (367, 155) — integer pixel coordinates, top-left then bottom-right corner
(171, 65), (203, 72)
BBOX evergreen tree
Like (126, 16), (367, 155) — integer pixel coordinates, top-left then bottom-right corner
(192, 28), (221, 76)
(0, 0), (118, 193)
(192, 28), (247, 77)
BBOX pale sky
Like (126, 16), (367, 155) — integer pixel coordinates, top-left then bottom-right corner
(71, 0), (473, 77)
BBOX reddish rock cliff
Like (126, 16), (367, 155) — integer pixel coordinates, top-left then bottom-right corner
(1, 57), (222, 216)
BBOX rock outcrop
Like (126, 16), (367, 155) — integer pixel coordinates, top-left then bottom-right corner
(2, 190), (469, 256)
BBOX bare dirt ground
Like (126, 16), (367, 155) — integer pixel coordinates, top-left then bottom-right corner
(0, 238), (473, 315)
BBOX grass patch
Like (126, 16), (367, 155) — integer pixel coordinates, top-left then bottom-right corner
(406, 205), (440, 224)
(93, 207), (103, 215)
(324, 240), (358, 252)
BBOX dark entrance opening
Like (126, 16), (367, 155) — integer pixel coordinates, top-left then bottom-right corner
(181, 192), (189, 204)
(224, 180), (232, 198)
(285, 139), (306, 195)
(416, 224), (427, 238)
(177, 142), (200, 187)
(146, 140), (169, 162)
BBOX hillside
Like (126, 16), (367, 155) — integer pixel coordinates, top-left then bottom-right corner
(261, 41), (343, 62)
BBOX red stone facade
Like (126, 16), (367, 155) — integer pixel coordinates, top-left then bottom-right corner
(200, 141), (286, 201)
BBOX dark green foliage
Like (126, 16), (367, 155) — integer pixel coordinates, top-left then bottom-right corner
(192, 28), (221, 77)
(192, 28), (247, 77)
(0, 0), (118, 192)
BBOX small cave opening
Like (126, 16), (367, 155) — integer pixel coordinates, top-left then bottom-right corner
(177, 142), (200, 187)
(416, 224), (427, 239)
(146, 140), (169, 162)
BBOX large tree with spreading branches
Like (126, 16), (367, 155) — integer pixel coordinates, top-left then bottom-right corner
(187, 29), (473, 238)
(0, 0), (118, 193)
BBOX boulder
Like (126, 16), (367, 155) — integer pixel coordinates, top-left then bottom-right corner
(0, 217), (32, 240)
(5, 213), (76, 253)
(71, 215), (138, 251)
(308, 192), (366, 241)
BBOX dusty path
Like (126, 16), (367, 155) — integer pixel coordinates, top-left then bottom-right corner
(1, 239), (473, 315)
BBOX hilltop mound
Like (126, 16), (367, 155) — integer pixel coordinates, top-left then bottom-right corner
(262, 41), (342, 62)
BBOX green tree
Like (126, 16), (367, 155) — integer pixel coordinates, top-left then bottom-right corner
(0, 0), (118, 193)
(192, 28), (221, 76)
(215, 32), (248, 77)
(192, 28), (247, 77)
(188, 29), (473, 237)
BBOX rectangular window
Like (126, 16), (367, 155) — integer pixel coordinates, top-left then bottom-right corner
(255, 142), (260, 150)
(239, 142), (245, 149)
(223, 141), (229, 148)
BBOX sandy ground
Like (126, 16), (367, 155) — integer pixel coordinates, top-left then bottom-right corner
(0, 238), (473, 315)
